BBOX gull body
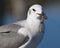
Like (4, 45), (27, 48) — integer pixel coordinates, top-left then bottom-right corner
(0, 4), (47, 48)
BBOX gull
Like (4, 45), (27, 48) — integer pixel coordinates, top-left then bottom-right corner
(0, 4), (47, 48)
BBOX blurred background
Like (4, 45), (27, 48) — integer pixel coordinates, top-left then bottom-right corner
(0, 0), (60, 48)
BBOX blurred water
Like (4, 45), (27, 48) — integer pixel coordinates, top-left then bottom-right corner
(37, 3), (60, 48)
(3, 13), (17, 24)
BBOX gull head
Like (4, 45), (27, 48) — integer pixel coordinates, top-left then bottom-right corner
(27, 4), (47, 22)
(26, 4), (47, 33)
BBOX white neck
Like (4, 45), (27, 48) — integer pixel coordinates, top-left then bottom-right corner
(26, 14), (41, 36)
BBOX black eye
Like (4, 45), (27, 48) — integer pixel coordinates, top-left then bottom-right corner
(32, 9), (36, 12)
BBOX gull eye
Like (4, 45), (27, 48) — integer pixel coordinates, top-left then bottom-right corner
(32, 9), (36, 12)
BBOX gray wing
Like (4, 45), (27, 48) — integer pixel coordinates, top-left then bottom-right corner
(0, 24), (29, 48)
(0, 24), (22, 33)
